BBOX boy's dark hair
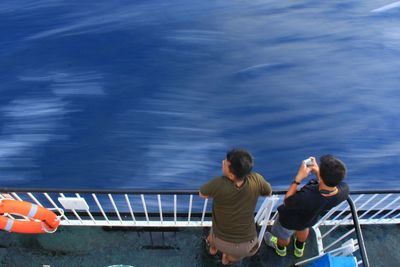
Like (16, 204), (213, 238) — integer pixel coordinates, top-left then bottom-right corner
(319, 155), (347, 187)
(226, 149), (253, 180)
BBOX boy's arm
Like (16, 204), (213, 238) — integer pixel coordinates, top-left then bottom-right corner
(285, 158), (316, 200)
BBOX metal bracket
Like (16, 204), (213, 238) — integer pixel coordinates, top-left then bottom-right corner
(58, 197), (89, 210)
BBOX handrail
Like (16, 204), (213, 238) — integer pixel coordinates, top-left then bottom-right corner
(1, 187), (400, 194)
(347, 196), (370, 267)
(0, 188), (378, 266)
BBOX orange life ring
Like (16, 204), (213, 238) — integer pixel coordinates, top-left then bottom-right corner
(0, 199), (60, 234)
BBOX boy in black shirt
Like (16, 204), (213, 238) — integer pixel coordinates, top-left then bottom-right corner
(264, 155), (349, 257)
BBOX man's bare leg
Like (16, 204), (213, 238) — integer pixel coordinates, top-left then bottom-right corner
(295, 228), (309, 243)
(207, 233), (218, 256)
(277, 238), (290, 248)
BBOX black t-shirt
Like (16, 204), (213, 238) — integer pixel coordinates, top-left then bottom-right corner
(277, 181), (349, 230)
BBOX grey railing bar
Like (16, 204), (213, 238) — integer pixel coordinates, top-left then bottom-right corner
(92, 193), (110, 224)
(347, 197), (370, 267)
(2, 187), (400, 195)
(124, 194), (136, 223)
(108, 194), (123, 224)
(1, 188), (201, 194)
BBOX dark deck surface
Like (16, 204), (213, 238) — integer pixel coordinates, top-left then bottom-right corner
(0, 224), (398, 267)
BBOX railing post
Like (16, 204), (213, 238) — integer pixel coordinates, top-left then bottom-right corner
(347, 197), (370, 267)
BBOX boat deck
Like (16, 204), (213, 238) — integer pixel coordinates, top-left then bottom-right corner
(1, 224), (398, 267)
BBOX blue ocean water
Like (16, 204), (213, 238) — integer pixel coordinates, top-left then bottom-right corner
(0, 0), (399, 190)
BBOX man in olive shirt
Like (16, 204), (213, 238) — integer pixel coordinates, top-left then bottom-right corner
(199, 149), (272, 265)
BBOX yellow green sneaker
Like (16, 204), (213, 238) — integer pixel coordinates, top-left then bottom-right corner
(294, 237), (305, 258)
(263, 232), (287, 257)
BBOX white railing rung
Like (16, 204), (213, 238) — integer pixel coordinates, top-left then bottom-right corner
(371, 195), (400, 220)
(188, 195), (193, 223)
(141, 194), (150, 223)
(357, 194), (381, 219)
(321, 213), (353, 239)
(359, 194), (392, 219)
(27, 193), (43, 207)
(0, 193), (14, 199)
(316, 202), (345, 228)
(322, 195), (362, 225)
(324, 229), (355, 252)
(157, 194), (163, 223)
(11, 192), (23, 201)
(0, 195), (16, 220)
(73, 210), (83, 224)
(108, 194), (123, 224)
(76, 193), (96, 224)
(174, 195), (177, 225)
(125, 194), (136, 223)
(201, 198), (208, 225)
(92, 194), (110, 224)
(330, 201), (351, 221)
(44, 193), (69, 222)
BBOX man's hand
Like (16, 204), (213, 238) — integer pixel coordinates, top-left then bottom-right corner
(285, 157), (319, 201)
(199, 192), (208, 199)
(294, 158), (314, 183)
(308, 157), (320, 176)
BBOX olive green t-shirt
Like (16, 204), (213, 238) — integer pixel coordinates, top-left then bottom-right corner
(200, 172), (272, 243)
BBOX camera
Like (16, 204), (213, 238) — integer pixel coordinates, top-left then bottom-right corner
(304, 157), (313, 167)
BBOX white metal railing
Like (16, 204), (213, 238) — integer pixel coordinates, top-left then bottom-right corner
(295, 196), (369, 266)
(3, 188), (399, 267)
(0, 189), (398, 228)
(0, 190), (275, 228)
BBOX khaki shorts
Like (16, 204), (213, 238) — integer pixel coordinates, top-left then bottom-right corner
(209, 228), (259, 259)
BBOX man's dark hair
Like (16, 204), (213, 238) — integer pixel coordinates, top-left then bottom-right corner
(319, 155), (346, 187)
(226, 149), (253, 180)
